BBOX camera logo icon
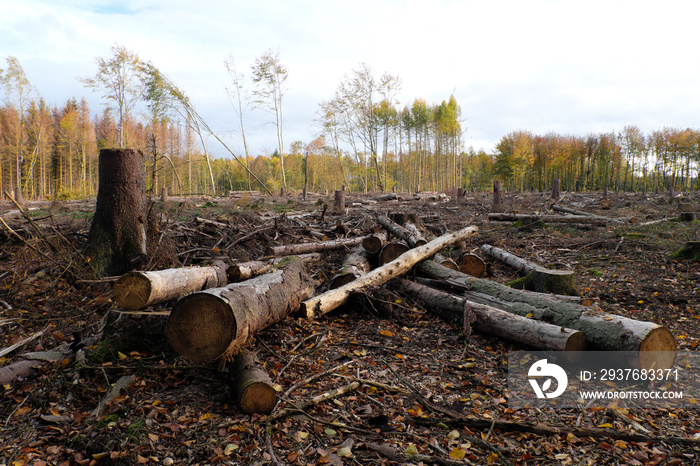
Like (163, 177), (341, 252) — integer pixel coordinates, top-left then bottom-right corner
(528, 359), (568, 399)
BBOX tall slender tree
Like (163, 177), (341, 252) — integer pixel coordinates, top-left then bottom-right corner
(251, 50), (288, 190)
(78, 44), (145, 148)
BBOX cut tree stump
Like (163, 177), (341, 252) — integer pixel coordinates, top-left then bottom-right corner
(481, 244), (579, 296)
(84, 148), (147, 276)
(167, 257), (313, 363)
(392, 278), (587, 351)
(231, 348), (277, 414)
(114, 263), (228, 310)
(416, 261), (676, 369)
(302, 225), (478, 319)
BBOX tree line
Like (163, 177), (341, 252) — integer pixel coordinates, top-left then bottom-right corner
(1, 49), (698, 201)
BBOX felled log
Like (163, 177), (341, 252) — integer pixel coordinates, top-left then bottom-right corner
(361, 231), (387, 255)
(376, 214), (426, 247)
(329, 246), (372, 289)
(487, 212), (608, 225)
(481, 244), (579, 296)
(433, 253), (458, 270)
(264, 235), (366, 257)
(231, 348), (277, 414)
(392, 279), (586, 351)
(416, 261), (676, 369)
(456, 252), (485, 277)
(378, 241), (410, 265)
(167, 257), (313, 363)
(302, 225), (478, 319)
(114, 263), (228, 310)
(227, 253), (321, 282)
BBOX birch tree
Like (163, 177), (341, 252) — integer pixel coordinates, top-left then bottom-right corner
(251, 50), (288, 190)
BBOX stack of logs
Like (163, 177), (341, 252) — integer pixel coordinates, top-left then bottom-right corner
(113, 212), (676, 414)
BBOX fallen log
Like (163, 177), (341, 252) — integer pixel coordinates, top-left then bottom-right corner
(392, 278), (586, 351)
(167, 257), (313, 363)
(227, 253), (321, 282)
(301, 225), (478, 319)
(231, 348), (277, 414)
(487, 212), (608, 225)
(264, 235), (366, 257)
(481, 243), (579, 296)
(376, 214), (426, 247)
(378, 241), (410, 265)
(456, 252), (485, 277)
(433, 253), (458, 270)
(415, 261), (676, 369)
(329, 246), (372, 289)
(361, 231), (387, 256)
(114, 263), (228, 310)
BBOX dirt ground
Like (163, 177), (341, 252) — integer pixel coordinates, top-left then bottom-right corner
(0, 189), (698, 465)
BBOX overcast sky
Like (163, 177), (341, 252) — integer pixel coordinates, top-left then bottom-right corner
(3, 0), (700, 158)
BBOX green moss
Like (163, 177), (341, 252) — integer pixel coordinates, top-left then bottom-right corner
(587, 269), (603, 277)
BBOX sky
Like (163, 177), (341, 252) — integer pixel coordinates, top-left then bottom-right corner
(2, 0), (700, 158)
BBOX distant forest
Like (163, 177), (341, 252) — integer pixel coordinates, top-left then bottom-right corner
(1, 51), (698, 200)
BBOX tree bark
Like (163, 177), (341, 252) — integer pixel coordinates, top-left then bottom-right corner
(481, 243), (579, 296)
(416, 261), (676, 369)
(114, 263), (228, 310)
(302, 225), (478, 319)
(264, 235), (367, 257)
(85, 148), (147, 276)
(167, 257), (313, 363)
(392, 279), (586, 351)
(230, 348), (277, 414)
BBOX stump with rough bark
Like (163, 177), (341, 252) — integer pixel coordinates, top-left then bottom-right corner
(85, 148), (147, 276)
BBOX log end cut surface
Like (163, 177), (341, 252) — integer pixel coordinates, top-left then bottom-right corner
(639, 326), (677, 370)
(167, 293), (236, 363)
(563, 331), (587, 352)
(113, 273), (152, 310)
(240, 381), (277, 414)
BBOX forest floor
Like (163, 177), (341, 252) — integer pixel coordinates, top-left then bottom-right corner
(0, 189), (699, 466)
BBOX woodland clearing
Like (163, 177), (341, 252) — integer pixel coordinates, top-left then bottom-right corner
(0, 189), (699, 465)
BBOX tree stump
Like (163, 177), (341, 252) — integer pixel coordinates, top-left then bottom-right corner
(85, 148), (146, 276)
(334, 189), (346, 212)
(551, 178), (560, 200)
(493, 180), (502, 207)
